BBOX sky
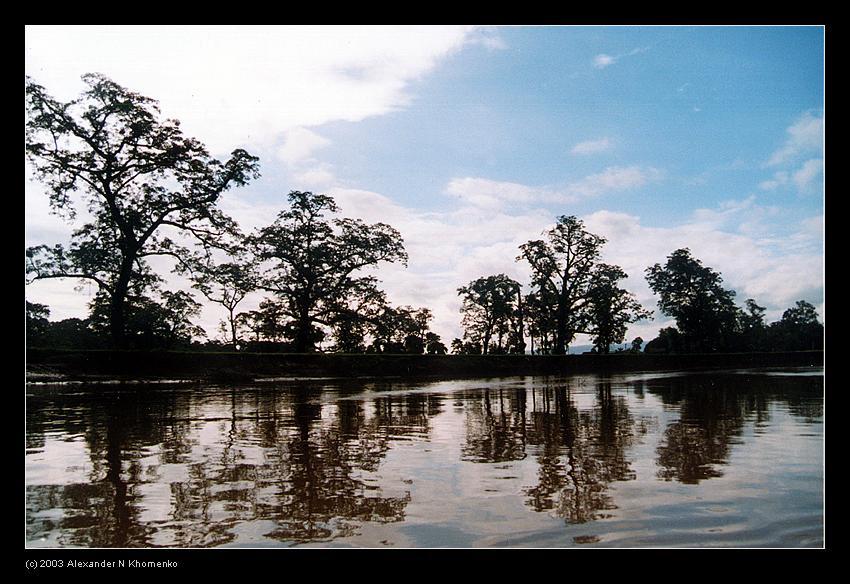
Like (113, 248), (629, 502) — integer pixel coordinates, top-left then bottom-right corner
(24, 25), (825, 349)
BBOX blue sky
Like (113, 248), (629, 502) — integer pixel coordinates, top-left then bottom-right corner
(25, 25), (824, 347)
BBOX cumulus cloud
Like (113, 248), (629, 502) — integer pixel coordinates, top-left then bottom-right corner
(276, 127), (331, 166)
(570, 137), (612, 155)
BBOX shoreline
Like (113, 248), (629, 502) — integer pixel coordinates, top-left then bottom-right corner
(25, 349), (825, 385)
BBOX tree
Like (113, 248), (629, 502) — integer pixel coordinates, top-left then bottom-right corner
(736, 299), (767, 352)
(630, 337), (644, 353)
(451, 338), (482, 355)
(767, 300), (824, 351)
(518, 216), (606, 354)
(89, 289), (205, 350)
(368, 304), (432, 354)
(585, 264), (652, 354)
(25, 73), (260, 348)
(182, 253), (257, 349)
(644, 327), (685, 354)
(645, 249), (740, 353)
(236, 298), (290, 346)
(425, 332), (448, 355)
(523, 290), (558, 354)
(251, 191), (407, 353)
(26, 301), (51, 346)
(457, 274), (522, 355)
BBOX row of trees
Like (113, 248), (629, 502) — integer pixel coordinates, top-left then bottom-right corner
(25, 74), (447, 353)
(454, 216), (652, 355)
(455, 235), (824, 355)
(25, 74), (823, 355)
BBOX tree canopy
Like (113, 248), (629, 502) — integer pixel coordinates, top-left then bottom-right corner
(645, 248), (739, 353)
(518, 216), (607, 354)
(250, 191), (408, 352)
(457, 274), (523, 355)
(25, 73), (260, 348)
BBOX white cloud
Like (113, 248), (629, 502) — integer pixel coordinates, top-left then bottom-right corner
(570, 137), (612, 155)
(766, 111), (824, 167)
(759, 171), (789, 191)
(445, 166), (660, 210)
(445, 178), (541, 210)
(276, 127), (331, 166)
(592, 46), (650, 70)
(566, 166), (660, 199)
(792, 158), (824, 192)
(25, 25), (483, 156)
(759, 158), (823, 194)
(292, 166), (337, 190)
(593, 54), (616, 69)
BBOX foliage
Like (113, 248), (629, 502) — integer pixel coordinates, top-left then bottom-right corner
(518, 216), (607, 354)
(368, 304), (433, 354)
(766, 300), (824, 351)
(181, 252), (258, 349)
(585, 263), (652, 354)
(89, 289), (206, 350)
(26, 301), (51, 345)
(457, 274), (522, 355)
(645, 249), (740, 352)
(250, 191), (407, 352)
(25, 73), (259, 348)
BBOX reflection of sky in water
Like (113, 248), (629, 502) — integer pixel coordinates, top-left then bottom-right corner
(26, 369), (824, 548)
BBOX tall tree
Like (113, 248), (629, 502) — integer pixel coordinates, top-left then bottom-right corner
(736, 298), (767, 352)
(25, 73), (260, 348)
(767, 300), (824, 351)
(181, 252), (257, 349)
(645, 249), (740, 352)
(251, 191), (407, 352)
(585, 264), (652, 354)
(518, 216), (606, 354)
(457, 274), (522, 355)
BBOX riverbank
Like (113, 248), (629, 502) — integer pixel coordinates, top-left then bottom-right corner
(25, 348), (824, 384)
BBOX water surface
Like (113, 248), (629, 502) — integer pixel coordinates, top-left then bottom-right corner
(25, 368), (824, 548)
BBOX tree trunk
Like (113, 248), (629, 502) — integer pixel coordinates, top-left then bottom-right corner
(294, 305), (313, 353)
(227, 306), (239, 350)
(109, 261), (134, 350)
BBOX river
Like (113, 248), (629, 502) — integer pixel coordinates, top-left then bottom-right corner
(25, 367), (824, 548)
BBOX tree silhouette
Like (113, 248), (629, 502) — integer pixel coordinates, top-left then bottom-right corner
(181, 252), (258, 349)
(250, 191), (407, 353)
(25, 74), (260, 348)
(585, 263), (652, 354)
(368, 304), (433, 354)
(645, 248), (740, 352)
(457, 274), (523, 355)
(518, 216), (606, 354)
(766, 300), (824, 351)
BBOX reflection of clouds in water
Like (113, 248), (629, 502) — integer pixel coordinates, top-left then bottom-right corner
(24, 372), (824, 547)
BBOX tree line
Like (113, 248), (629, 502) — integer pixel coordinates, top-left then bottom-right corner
(25, 74), (823, 355)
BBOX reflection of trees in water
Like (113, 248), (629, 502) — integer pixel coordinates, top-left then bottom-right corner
(460, 378), (640, 524)
(650, 373), (823, 484)
(26, 372), (823, 546)
(522, 379), (639, 524)
(461, 386), (528, 463)
(25, 382), (430, 547)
